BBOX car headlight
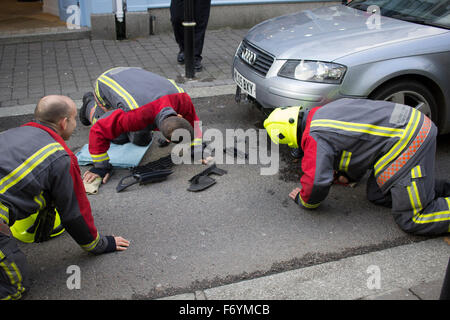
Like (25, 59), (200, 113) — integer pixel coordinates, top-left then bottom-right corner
(278, 60), (346, 84)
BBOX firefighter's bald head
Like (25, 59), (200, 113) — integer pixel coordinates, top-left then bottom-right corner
(35, 95), (78, 140)
(35, 95), (75, 124)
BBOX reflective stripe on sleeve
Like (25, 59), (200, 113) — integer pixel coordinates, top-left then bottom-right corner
(298, 194), (320, 209)
(80, 232), (100, 251)
(90, 153), (110, 163)
(0, 202), (9, 225)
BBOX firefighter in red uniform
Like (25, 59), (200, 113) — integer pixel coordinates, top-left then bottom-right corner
(264, 98), (450, 236)
(79, 67), (205, 184)
(0, 95), (129, 300)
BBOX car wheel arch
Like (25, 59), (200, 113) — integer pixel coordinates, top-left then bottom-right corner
(368, 74), (447, 129)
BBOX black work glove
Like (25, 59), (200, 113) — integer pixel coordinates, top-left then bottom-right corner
(104, 235), (117, 253)
(89, 165), (113, 179)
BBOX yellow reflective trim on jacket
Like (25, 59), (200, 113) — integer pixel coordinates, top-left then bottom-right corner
(0, 202), (9, 224)
(90, 153), (110, 163)
(98, 75), (139, 110)
(0, 143), (64, 194)
(33, 191), (46, 211)
(190, 138), (202, 146)
(80, 232), (100, 251)
(168, 79), (185, 93)
(374, 109), (420, 176)
(310, 119), (404, 138)
(339, 150), (352, 172)
(411, 165), (423, 179)
(95, 80), (107, 107)
(298, 194), (320, 209)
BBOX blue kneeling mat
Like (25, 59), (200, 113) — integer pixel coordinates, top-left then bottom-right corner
(76, 141), (152, 168)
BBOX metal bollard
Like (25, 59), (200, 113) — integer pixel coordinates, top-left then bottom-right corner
(183, 0), (196, 79)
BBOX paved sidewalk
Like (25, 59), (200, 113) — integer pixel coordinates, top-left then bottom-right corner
(0, 28), (247, 108)
(159, 238), (449, 300)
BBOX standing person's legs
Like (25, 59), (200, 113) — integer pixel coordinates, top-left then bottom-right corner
(193, 0), (211, 67)
(170, 0), (185, 63)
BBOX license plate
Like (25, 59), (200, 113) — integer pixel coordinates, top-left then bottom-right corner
(234, 68), (256, 98)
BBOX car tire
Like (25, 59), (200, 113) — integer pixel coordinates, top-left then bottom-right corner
(369, 80), (439, 125)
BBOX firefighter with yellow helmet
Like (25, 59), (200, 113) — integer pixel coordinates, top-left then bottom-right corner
(264, 98), (450, 236)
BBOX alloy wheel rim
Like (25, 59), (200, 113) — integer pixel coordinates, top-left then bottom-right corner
(384, 90), (432, 118)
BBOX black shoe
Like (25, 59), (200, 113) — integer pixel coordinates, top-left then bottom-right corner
(290, 147), (304, 159)
(79, 92), (94, 126)
(194, 59), (203, 72)
(177, 51), (185, 64)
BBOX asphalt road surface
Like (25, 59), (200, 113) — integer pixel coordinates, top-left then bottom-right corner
(1, 95), (449, 299)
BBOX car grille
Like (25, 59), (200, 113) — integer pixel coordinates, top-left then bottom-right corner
(237, 40), (274, 77)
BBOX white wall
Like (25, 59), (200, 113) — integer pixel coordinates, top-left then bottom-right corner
(43, 0), (60, 17)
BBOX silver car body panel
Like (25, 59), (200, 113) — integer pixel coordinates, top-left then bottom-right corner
(244, 6), (448, 61)
(232, 4), (450, 133)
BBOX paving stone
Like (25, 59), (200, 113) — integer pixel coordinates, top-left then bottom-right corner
(363, 288), (419, 300)
(0, 28), (245, 107)
(409, 279), (445, 300)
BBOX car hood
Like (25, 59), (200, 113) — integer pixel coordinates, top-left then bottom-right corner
(245, 5), (447, 61)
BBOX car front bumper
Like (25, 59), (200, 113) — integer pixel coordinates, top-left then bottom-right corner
(232, 56), (347, 110)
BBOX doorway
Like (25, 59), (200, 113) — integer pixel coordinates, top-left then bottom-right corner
(0, 0), (66, 35)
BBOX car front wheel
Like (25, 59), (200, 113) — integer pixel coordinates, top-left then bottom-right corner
(370, 80), (438, 125)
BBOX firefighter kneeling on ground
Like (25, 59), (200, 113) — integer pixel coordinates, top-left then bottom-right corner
(79, 67), (207, 185)
(264, 98), (450, 236)
(0, 95), (129, 300)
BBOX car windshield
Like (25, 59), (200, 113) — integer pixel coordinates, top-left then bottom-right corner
(347, 0), (450, 29)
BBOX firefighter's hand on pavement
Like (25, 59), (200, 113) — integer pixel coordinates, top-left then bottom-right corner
(337, 175), (349, 184)
(113, 235), (130, 251)
(83, 170), (111, 184)
(333, 171), (356, 187)
(289, 187), (301, 201)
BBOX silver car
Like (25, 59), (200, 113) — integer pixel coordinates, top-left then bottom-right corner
(232, 0), (450, 133)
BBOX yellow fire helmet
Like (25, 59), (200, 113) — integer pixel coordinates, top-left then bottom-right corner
(263, 106), (305, 149)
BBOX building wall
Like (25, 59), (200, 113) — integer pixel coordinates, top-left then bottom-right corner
(126, 0), (336, 11)
(87, 0), (340, 39)
(148, 1), (339, 34)
(42, 0), (60, 16)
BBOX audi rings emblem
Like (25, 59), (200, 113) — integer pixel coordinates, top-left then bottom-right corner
(241, 47), (257, 65)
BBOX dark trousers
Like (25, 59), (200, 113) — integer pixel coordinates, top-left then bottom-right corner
(366, 128), (450, 236)
(0, 231), (30, 300)
(170, 0), (211, 61)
